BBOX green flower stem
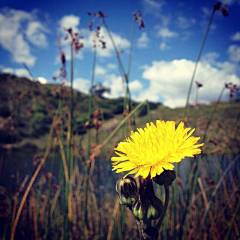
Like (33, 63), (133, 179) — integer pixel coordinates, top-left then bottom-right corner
(202, 85), (225, 143)
(224, 199), (240, 240)
(183, 7), (217, 119)
(102, 18), (132, 110)
(173, 164), (179, 239)
(87, 42), (97, 159)
(156, 185), (170, 231)
(102, 100), (147, 146)
(127, 19), (135, 78)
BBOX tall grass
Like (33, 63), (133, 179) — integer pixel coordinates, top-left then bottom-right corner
(0, 4), (239, 240)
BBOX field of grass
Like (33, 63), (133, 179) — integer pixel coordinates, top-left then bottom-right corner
(0, 7), (240, 240)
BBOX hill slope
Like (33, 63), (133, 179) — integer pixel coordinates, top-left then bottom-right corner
(0, 73), (239, 155)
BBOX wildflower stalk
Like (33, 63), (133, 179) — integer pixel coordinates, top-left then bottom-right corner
(127, 18), (135, 80)
(183, 5), (218, 119)
(10, 136), (55, 240)
(200, 154), (240, 226)
(87, 41), (97, 159)
(202, 85), (225, 143)
(224, 199), (240, 240)
(155, 185), (170, 230)
(103, 100), (147, 146)
(102, 18), (132, 111)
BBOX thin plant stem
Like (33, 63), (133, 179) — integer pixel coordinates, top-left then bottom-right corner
(102, 100), (147, 146)
(200, 154), (240, 226)
(156, 185), (170, 230)
(127, 18), (135, 79)
(102, 18), (132, 109)
(202, 85), (225, 143)
(10, 137), (55, 240)
(224, 194), (240, 240)
(87, 42), (97, 159)
(183, 7), (217, 119)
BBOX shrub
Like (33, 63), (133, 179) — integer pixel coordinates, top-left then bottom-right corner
(30, 112), (51, 137)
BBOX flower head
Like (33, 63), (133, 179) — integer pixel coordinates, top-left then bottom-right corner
(111, 120), (204, 179)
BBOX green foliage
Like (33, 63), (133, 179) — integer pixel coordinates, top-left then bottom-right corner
(30, 112), (51, 137)
(138, 102), (160, 117)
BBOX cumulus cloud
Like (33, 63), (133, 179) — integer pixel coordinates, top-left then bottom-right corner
(56, 15), (83, 63)
(137, 59), (240, 108)
(2, 67), (48, 83)
(159, 42), (170, 51)
(73, 77), (91, 94)
(107, 63), (117, 70)
(129, 80), (143, 92)
(102, 74), (124, 99)
(137, 32), (149, 48)
(2, 67), (31, 78)
(230, 32), (240, 41)
(80, 27), (130, 58)
(26, 21), (49, 47)
(56, 19), (130, 61)
(0, 8), (49, 66)
(142, 0), (165, 17)
(95, 65), (107, 75)
(177, 16), (196, 29)
(228, 45), (240, 62)
(36, 77), (48, 84)
(59, 15), (80, 32)
(157, 27), (178, 39)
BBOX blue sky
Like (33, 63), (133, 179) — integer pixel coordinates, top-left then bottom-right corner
(0, 0), (240, 108)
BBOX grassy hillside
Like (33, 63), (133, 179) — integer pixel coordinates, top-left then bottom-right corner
(0, 73), (239, 155)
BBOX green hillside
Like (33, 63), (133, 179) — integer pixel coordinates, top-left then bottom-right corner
(0, 73), (239, 155)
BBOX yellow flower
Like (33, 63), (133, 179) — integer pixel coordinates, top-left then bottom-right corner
(111, 120), (204, 179)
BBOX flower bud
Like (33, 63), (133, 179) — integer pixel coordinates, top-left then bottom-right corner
(153, 170), (176, 186)
(132, 196), (163, 222)
(116, 176), (138, 207)
(144, 226), (159, 240)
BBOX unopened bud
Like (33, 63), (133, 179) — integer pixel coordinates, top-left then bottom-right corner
(116, 176), (138, 206)
(132, 196), (163, 222)
(153, 170), (176, 186)
(144, 226), (159, 240)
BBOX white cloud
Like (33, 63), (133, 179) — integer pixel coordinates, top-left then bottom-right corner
(56, 15), (83, 62)
(157, 27), (178, 39)
(137, 59), (240, 108)
(177, 16), (196, 29)
(230, 32), (240, 41)
(159, 42), (170, 51)
(137, 32), (149, 48)
(81, 27), (130, 58)
(3, 67), (31, 78)
(26, 21), (49, 48)
(107, 63), (117, 70)
(221, 0), (239, 5)
(59, 15), (80, 32)
(228, 45), (240, 62)
(95, 65), (106, 75)
(129, 80), (143, 92)
(73, 77), (90, 94)
(102, 74), (124, 98)
(36, 76), (48, 84)
(202, 52), (220, 64)
(142, 0), (165, 17)
(0, 8), (49, 66)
